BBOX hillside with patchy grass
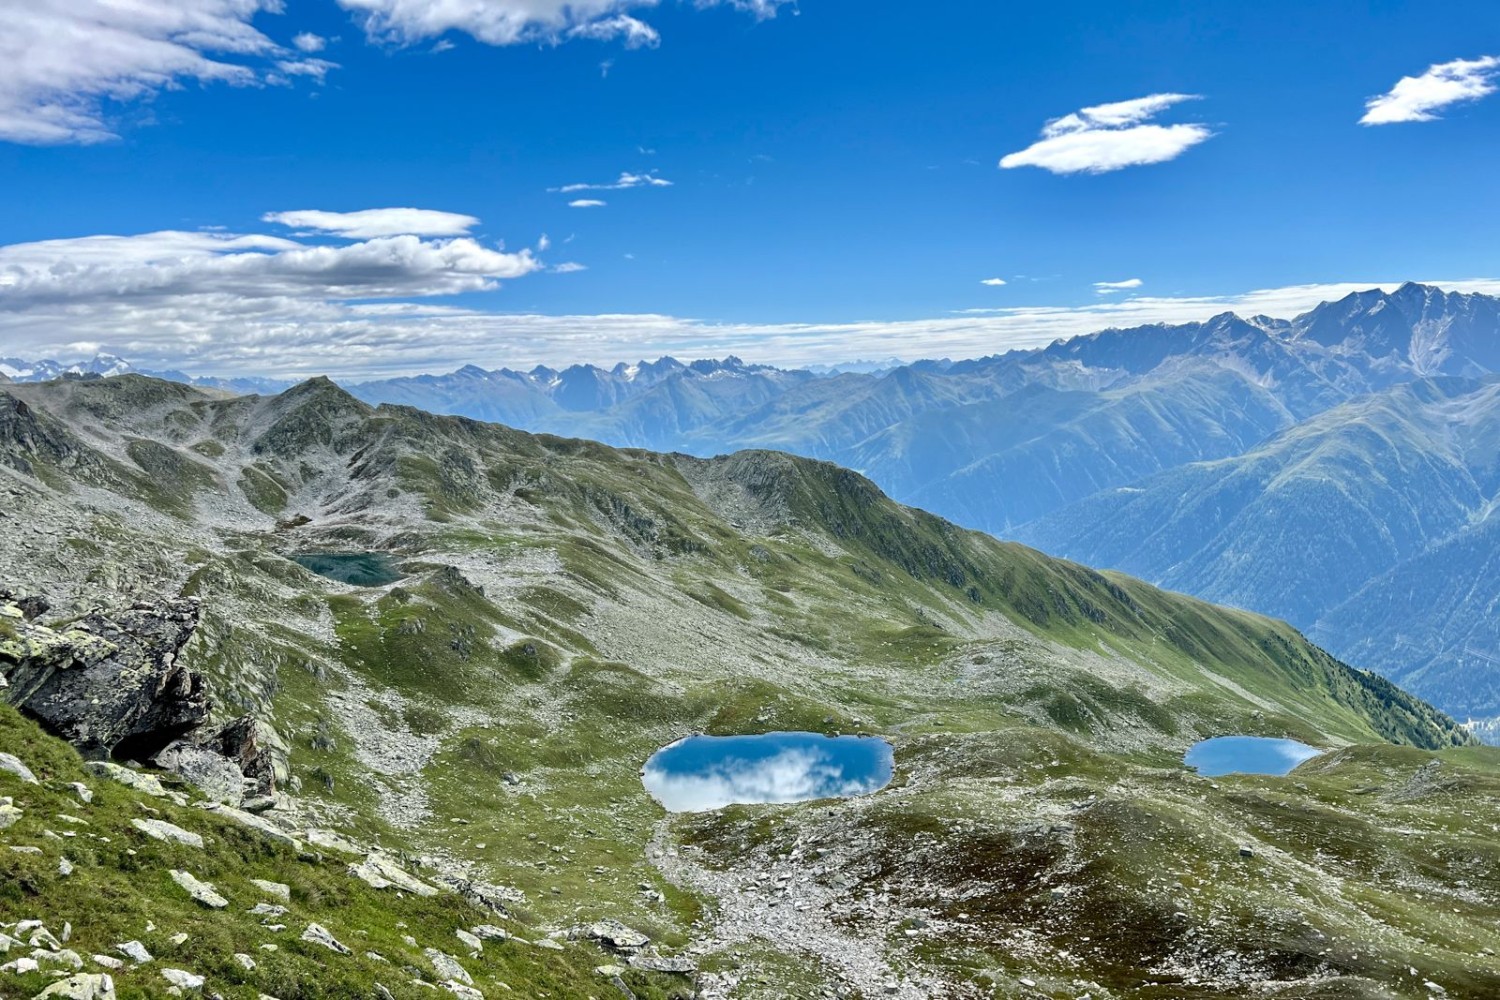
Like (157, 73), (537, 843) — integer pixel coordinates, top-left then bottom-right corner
(2, 374), (1494, 999)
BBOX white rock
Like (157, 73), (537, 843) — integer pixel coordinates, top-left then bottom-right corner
(0, 797), (22, 829)
(169, 870), (227, 908)
(160, 968), (204, 991)
(249, 879), (290, 901)
(32, 972), (116, 999)
(83, 762), (165, 797)
(455, 929), (482, 954)
(115, 941), (152, 964)
(1, 956), (39, 973)
(233, 953), (256, 971)
(0, 752), (38, 784)
(91, 955), (124, 970)
(424, 949), (471, 986)
(68, 783), (93, 804)
(440, 983), (484, 999)
(300, 924), (350, 955)
(348, 853), (439, 896)
(130, 819), (203, 849)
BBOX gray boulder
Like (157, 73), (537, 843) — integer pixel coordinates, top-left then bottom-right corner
(152, 742), (245, 806)
(2, 597), (209, 760)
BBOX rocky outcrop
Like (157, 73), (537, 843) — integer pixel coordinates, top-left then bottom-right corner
(1, 594), (208, 760)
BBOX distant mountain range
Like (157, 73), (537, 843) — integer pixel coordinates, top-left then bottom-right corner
(8, 282), (1500, 725)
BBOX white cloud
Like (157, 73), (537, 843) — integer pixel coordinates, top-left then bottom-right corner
(336, 0), (792, 48)
(262, 208), (482, 238)
(566, 14), (659, 48)
(0, 0), (327, 145)
(553, 171), (673, 193)
(552, 262), (588, 273)
(0, 230), (538, 303)
(1094, 278), (1143, 294)
(980, 278), (1008, 287)
(3, 227), (1499, 380)
(1000, 93), (1213, 175)
(1360, 56), (1500, 125)
(568, 199), (607, 208)
(642, 747), (886, 812)
(292, 32), (327, 53)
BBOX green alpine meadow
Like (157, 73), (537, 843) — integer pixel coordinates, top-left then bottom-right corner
(3, 374), (1496, 999)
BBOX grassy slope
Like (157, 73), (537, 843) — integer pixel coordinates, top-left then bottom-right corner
(0, 375), (1488, 998)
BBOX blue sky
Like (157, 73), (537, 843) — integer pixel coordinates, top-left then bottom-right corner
(2, 0), (1499, 377)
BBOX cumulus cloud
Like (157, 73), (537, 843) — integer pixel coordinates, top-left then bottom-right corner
(568, 199), (607, 208)
(336, 0), (793, 48)
(0, 0), (333, 145)
(1094, 278), (1143, 294)
(1000, 94), (1213, 175)
(292, 32), (328, 53)
(553, 171), (673, 193)
(263, 208), (482, 238)
(1360, 56), (1500, 125)
(980, 278), (1008, 287)
(643, 747), (886, 813)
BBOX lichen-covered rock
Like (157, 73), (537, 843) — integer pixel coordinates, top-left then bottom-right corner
(0, 796), (22, 828)
(2, 596), (209, 760)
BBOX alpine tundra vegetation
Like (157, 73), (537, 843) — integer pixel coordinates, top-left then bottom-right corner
(2, 374), (1496, 999)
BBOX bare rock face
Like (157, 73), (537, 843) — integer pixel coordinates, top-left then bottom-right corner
(1, 593), (209, 761)
(205, 714), (290, 798)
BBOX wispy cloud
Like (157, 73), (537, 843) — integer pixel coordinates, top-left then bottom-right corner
(981, 278), (1008, 287)
(337, 0), (793, 48)
(551, 262), (588, 273)
(263, 208), (482, 239)
(1094, 278), (1143, 294)
(0, 0), (298, 145)
(552, 171), (673, 193)
(1000, 94), (1213, 175)
(1360, 56), (1500, 125)
(568, 199), (607, 208)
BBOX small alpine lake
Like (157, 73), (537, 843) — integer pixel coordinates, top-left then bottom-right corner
(291, 551), (405, 587)
(643, 732), (895, 813)
(1185, 735), (1323, 777)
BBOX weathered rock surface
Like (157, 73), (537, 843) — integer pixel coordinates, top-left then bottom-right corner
(130, 818), (204, 849)
(151, 741), (246, 806)
(349, 853), (440, 896)
(1, 750), (39, 784)
(1, 596), (208, 760)
(32, 972), (116, 1000)
(205, 715), (290, 798)
(169, 869), (228, 909)
(300, 923), (351, 955)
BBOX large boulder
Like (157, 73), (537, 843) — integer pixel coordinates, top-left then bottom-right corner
(204, 715), (290, 797)
(1, 595), (209, 760)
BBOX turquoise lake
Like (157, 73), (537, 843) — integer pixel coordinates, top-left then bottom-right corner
(1185, 735), (1323, 776)
(291, 551), (404, 587)
(643, 732), (895, 812)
